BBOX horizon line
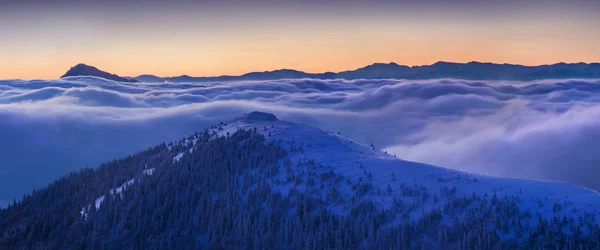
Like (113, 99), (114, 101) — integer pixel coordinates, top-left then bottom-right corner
(5, 60), (600, 81)
(110, 60), (600, 78)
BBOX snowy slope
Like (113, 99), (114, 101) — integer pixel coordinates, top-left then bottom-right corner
(215, 112), (600, 230)
(80, 111), (600, 242)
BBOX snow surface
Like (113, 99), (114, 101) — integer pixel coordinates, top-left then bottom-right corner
(110, 178), (135, 195)
(216, 112), (600, 226)
(173, 152), (184, 162)
(143, 168), (155, 176)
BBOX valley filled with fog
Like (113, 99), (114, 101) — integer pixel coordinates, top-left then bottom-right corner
(2, 76), (600, 206)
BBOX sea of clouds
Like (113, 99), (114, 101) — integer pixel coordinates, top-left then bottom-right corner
(1, 76), (600, 206)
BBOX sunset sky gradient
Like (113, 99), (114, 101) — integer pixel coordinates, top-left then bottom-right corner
(1, 0), (599, 79)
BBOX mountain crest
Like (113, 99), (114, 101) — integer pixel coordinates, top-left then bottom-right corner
(132, 61), (600, 82)
(61, 63), (138, 83)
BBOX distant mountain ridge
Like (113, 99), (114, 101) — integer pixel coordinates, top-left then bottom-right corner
(61, 64), (138, 83)
(60, 61), (600, 83)
(135, 61), (600, 82)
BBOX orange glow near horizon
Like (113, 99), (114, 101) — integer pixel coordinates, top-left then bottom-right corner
(1, 6), (599, 80)
(5, 38), (600, 80)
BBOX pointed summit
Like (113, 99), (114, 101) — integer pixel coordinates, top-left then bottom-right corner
(61, 64), (138, 83)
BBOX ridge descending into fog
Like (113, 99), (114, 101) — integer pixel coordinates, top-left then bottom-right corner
(218, 112), (600, 222)
(2, 76), (600, 207)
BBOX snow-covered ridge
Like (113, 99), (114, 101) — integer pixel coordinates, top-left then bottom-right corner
(79, 111), (600, 240)
(219, 112), (600, 226)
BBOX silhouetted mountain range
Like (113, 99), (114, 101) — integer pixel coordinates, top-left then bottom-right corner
(61, 64), (138, 83)
(62, 62), (600, 83)
(135, 61), (600, 82)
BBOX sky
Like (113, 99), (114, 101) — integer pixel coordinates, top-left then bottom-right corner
(1, 0), (599, 79)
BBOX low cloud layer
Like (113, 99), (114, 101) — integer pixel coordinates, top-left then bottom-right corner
(1, 76), (600, 205)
